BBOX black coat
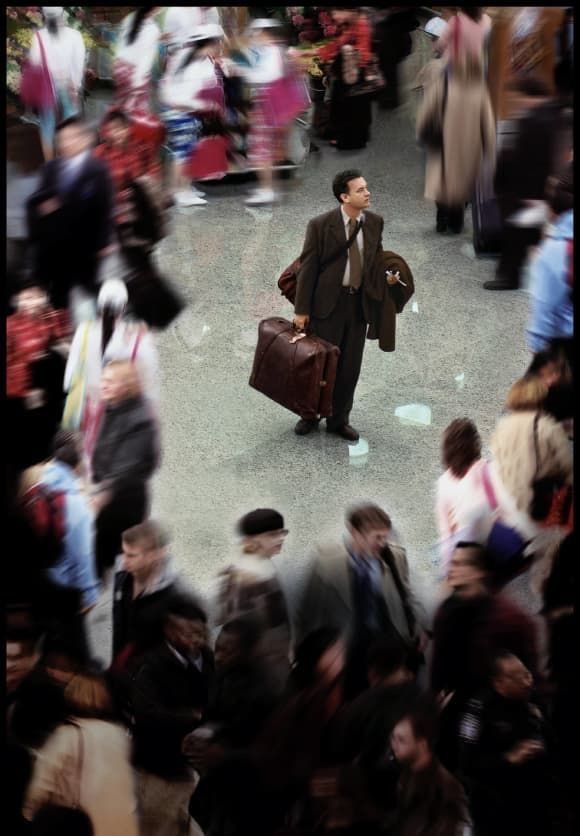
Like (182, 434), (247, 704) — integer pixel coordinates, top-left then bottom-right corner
(27, 154), (113, 304)
(91, 395), (158, 497)
(130, 641), (215, 777)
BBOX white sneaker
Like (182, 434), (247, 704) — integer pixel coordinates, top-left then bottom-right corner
(176, 191), (208, 207)
(244, 189), (276, 206)
(190, 184), (206, 197)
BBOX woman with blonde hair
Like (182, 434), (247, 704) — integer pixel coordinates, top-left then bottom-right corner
(90, 360), (160, 578)
(489, 376), (573, 540)
(213, 508), (291, 692)
(23, 672), (138, 836)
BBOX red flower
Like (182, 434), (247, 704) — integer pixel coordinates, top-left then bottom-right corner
(291, 14), (305, 27)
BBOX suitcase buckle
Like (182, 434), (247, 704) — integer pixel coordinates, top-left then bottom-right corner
(289, 332), (307, 344)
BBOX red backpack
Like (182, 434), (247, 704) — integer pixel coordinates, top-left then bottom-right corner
(21, 484), (67, 569)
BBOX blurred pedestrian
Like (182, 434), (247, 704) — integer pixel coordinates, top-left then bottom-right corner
(489, 376), (572, 541)
(23, 672), (139, 836)
(527, 165), (573, 358)
(435, 418), (494, 573)
(389, 703), (471, 836)
(412, 16), (446, 95)
(374, 7), (419, 110)
(26, 7), (86, 161)
(27, 117), (114, 322)
(458, 650), (549, 836)
(159, 23), (227, 206)
(296, 503), (427, 699)
(486, 75), (566, 290)
(213, 508), (291, 693)
(130, 598), (212, 836)
(6, 277), (70, 470)
(90, 361), (159, 579)
(163, 6), (222, 54)
(112, 8), (163, 151)
(6, 126), (43, 279)
(243, 18), (307, 205)
(63, 279), (159, 475)
(417, 37), (495, 234)
(438, 8), (491, 75)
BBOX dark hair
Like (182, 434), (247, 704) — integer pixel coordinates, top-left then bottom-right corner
(219, 616), (262, 654)
(16, 274), (48, 294)
(101, 306), (117, 357)
(45, 15), (60, 36)
(52, 429), (81, 469)
(31, 804), (94, 836)
(178, 39), (221, 73)
(291, 627), (342, 690)
(127, 7), (155, 46)
(165, 595), (208, 625)
(453, 541), (488, 572)
(332, 169), (363, 203)
(399, 698), (439, 747)
(367, 636), (409, 678)
(102, 109), (130, 127)
(460, 7), (483, 22)
(347, 503), (392, 533)
(55, 115), (89, 134)
(441, 418), (482, 478)
(508, 74), (552, 98)
(545, 163), (573, 215)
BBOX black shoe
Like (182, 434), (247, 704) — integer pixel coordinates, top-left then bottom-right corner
(294, 418), (320, 436)
(483, 277), (519, 291)
(327, 424), (360, 442)
(436, 219), (447, 233)
(449, 225), (464, 235)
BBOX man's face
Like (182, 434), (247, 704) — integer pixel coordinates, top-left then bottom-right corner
(101, 368), (126, 403)
(342, 176), (371, 212)
(166, 616), (208, 656)
(106, 118), (130, 147)
(6, 640), (40, 694)
(17, 287), (47, 317)
(247, 528), (288, 558)
(351, 525), (390, 559)
(493, 655), (533, 701)
(447, 548), (486, 591)
(56, 124), (92, 159)
(391, 718), (419, 765)
(121, 539), (162, 575)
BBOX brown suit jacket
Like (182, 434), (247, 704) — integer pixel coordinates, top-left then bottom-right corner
(294, 207), (384, 320)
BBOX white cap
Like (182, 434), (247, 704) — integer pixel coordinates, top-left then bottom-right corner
(423, 17), (447, 39)
(247, 18), (284, 31)
(97, 279), (128, 313)
(186, 22), (225, 44)
(42, 6), (64, 17)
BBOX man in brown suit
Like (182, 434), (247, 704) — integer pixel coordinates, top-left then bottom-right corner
(293, 169), (395, 440)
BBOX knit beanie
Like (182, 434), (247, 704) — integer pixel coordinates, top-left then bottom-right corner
(238, 508), (285, 537)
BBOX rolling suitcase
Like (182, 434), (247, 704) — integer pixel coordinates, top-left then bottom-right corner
(472, 156), (503, 256)
(249, 317), (340, 420)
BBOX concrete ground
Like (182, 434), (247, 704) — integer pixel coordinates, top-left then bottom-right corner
(88, 30), (533, 661)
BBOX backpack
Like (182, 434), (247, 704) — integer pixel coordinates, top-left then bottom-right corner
(21, 484), (66, 569)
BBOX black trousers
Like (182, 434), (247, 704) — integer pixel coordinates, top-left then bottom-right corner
(496, 197), (542, 286)
(436, 203), (464, 232)
(309, 290), (367, 429)
(95, 482), (148, 578)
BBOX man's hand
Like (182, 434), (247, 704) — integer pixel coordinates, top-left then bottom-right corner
(38, 197), (61, 216)
(293, 314), (310, 332)
(505, 739), (544, 765)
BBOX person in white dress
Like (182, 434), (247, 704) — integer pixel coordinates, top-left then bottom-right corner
(162, 6), (221, 53)
(63, 279), (160, 475)
(28, 7), (86, 161)
(159, 23), (227, 206)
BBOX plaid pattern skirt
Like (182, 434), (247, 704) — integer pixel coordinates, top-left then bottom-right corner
(161, 109), (202, 162)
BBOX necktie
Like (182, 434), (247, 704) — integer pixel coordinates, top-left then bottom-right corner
(347, 217), (362, 289)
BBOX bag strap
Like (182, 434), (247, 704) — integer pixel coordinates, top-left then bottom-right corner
(131, 326), (144, 362)
(36, 31), (51, 79)
(533, 412), (542, 479)
(320, 219), (362, 273)
(481, 461), (498, 511)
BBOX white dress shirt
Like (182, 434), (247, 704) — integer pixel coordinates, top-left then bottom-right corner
(340, 205), (364, 287)
(29, 26), (86, 90)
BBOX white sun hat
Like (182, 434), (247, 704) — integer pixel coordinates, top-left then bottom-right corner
(423, 17), (447, 40)
(97, 278), (129, 313)
(186, 22), (225, 44)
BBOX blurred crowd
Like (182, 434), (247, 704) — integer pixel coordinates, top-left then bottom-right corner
(5, 5), (575, 836)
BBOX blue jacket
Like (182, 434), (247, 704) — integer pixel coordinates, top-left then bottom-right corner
(40, 462), (100, 610)
(527, 210), (573, 352)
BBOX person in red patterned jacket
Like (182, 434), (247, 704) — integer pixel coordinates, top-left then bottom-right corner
(6, 277), (71, 470)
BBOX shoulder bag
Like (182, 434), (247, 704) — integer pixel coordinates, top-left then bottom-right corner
(530, 413), (565, 521)
(20, 31), (56, 111)
(481, 462), (528, 578)
(278, 219), (362, 305)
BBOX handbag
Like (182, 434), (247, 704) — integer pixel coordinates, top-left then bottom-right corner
(62, 322), (90, 430)
(189, 135), (229, 181)
(278, 219), (362, 305)
(530, 413), (564, 521)
(481, 462), (528, 576)
(345, 55), (386, 99)
(20, 31), (56, 111)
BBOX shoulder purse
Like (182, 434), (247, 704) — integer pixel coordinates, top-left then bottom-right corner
(481, 462), (528, 578)
(20, 31), (56, 111)
(530, 413), (563, 521)
(278, 219), (362, 305)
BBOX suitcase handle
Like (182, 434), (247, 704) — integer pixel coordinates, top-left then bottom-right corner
(289, 331), (307, 344)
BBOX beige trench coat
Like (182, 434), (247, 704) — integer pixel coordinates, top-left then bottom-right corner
(417, 71), (496, 206)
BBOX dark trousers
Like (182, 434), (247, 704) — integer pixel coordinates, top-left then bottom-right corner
(95, 482), (148, 578)
(496, 197), (542, 286)
(309, 290), (367, 429)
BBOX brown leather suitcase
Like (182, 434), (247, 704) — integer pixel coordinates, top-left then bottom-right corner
(249, 317), (340, 420)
